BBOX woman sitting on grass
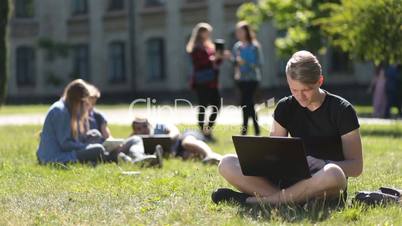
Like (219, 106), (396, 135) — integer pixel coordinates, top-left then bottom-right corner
(36, 79), (119, 165)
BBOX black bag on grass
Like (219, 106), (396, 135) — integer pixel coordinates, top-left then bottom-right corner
(353, 187), (401, 206)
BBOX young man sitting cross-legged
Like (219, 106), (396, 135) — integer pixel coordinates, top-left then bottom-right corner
(212, 50), (363, 205)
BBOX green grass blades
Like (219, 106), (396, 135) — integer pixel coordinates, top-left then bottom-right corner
(1, 104), (401, 118)
(0, 124), (401, 225)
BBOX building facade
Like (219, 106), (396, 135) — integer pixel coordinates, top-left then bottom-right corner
(8, 0), (374, 100)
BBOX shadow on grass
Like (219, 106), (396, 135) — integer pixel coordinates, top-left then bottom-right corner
(44, 162), (72, 170)
(43, 162), (100, 170)
(361, 128), (402, 138)
(357, 112), (402, 119)
(236, 199), (346, 223)
(357, 113), (375, 118)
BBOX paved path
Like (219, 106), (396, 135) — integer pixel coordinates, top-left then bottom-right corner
(0, 107), (400, 126)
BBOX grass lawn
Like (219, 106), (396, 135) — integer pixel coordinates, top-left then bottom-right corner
(0, 123), (401, 225)
(2, 104), (402, 120)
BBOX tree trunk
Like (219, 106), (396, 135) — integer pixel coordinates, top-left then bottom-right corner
(0, 0), (10, 105)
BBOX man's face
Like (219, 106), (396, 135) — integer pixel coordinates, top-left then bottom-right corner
(132, 122), (151, 135)
(287, 75), (321, 108)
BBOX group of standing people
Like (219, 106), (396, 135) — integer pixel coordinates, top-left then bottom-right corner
(186, 21), (263, 140)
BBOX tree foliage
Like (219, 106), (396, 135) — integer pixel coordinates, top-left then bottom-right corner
(237, 0), (339, 58)
(238, 0), (402, 66)
(317, 0), (402, 65)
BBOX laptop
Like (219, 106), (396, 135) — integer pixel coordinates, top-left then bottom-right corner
(232, 136), (311, 182)
(140, 135), (173, 155)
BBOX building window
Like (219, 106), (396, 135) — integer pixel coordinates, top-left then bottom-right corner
(72, 44), (90, 80)
(108, 42), (126, 83)
(15, 0), (35, 18)
(108, 0), (125, 11)
(16, 46), (35, 87)
(71, 0), (88, 15)
(328, 48), (354, 74)
(146, 38), (165, 81)
(144, 0), (165, 7)
(186, 0), (205, 3)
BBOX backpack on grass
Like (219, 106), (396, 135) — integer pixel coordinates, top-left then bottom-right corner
(353, 187), (401, 206)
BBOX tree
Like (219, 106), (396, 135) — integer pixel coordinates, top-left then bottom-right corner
(0, 0), (10, 105)
(237, 0), (340, 58)
(317, 0), (402, 66)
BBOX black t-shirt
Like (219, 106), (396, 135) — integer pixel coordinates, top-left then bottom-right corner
(273, 90), (360, 161)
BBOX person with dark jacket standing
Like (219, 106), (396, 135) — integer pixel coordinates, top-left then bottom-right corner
(384, 64), (402, 118)
(186, 22), (227, 142)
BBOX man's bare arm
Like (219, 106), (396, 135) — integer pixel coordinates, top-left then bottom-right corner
(269, 120), (288, 137)
(330, 129), (363, 177)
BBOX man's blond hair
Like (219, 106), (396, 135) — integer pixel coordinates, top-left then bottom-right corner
(87, 84), (100, 99)
(286, 50), (322, 84)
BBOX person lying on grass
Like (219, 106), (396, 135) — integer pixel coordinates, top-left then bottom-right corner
(212, 50), (363, 205)
(84, 83), (162, 167)
(36, 79), (119, 165)
(131, 117), (223, 164)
